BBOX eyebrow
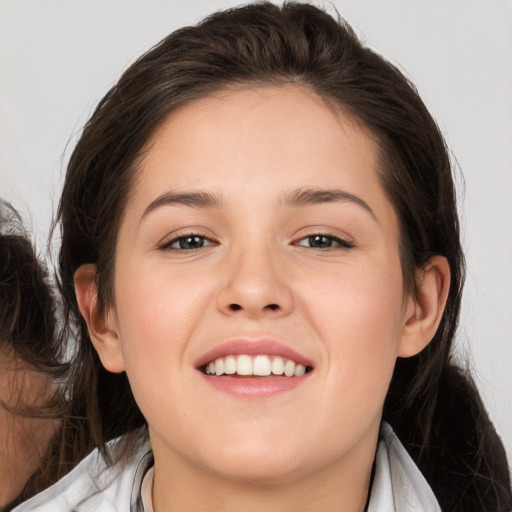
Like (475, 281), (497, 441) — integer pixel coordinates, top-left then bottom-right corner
(141, 191), (224, 221)
(140, 187), (376, 221)
(281, 187), (376, 219)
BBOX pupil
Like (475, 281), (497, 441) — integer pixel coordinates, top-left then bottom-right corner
(180, 236), (204, 249)
(309, 235), (332, 248)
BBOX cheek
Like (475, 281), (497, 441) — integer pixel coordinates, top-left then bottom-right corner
(304, 256), (405, 396)
(308, 253), (404, 330)
(116, 262), (205, 331)
(111, 274), (190, 424)
(111, 263), (216, 386)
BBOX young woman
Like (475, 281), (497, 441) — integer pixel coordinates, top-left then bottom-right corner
(0, 201), (64, 511)
(14, 2), (511, 511)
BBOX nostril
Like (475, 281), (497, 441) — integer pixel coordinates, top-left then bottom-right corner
(228, 303), (279, 312)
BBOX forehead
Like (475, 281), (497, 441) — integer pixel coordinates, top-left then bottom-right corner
(127, 85), (390, 218)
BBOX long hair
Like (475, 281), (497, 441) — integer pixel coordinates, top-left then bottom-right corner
(54, 3), (511, 509)
(0, 200), (66, 508)
(0, 201), (62, 379)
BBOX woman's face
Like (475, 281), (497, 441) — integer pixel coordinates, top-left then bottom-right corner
(107, 86), (415, 482)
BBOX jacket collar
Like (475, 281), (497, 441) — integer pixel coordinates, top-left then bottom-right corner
(14, 423), (440, 511)
(368, 422), (441, 511)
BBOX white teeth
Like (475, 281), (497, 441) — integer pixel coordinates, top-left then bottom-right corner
(224, 355), (237, 374)
(215, 358), (224, 376)
(253, 355), (272, 376)
(294, 364), (306, 376)
(237, 355), (253, 376)
(284, 360), (295, 377)
(204, 355), (310, 377)
(271, 357), (284, 375)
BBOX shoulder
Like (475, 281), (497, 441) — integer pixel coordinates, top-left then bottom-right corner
(12, 436), (153, 512)
(368, 422), (441, 512)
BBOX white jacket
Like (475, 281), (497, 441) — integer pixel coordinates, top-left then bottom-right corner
(13, 422), (440, 511)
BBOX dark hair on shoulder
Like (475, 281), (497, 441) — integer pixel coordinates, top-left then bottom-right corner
(53, 2), (511, 509)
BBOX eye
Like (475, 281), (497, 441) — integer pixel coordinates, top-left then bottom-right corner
(295, 234), (353, 249)
(160, 234), (216, 251)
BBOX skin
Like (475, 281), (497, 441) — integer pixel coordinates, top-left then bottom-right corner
(76, 85), (450, 512)
(0, 347), (58, 508)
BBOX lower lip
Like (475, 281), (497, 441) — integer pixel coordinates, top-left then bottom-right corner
(199, 373), (311, 398)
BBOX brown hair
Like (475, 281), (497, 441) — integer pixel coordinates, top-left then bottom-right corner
(54, 3), (511, 509)
(0, 201), (62, 379)
(0, 200), (66, 508)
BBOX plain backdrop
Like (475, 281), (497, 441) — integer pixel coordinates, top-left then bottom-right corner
(1, 0), (511, 467)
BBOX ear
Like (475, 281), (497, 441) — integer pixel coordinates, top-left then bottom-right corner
(74, 264), (126, 373)
(398, 256), (451, 358)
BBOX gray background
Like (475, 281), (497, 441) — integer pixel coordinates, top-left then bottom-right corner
(1, 0), (511, 465)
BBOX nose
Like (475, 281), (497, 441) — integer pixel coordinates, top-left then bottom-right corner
(216, 245), (294, 319)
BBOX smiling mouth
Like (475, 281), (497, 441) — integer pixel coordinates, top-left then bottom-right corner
(201, 354), (314, 377)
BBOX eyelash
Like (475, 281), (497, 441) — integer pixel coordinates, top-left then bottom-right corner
(158, 233), (217, 251)
(159, 232), (353, 251)
(294, 233), (354, 250)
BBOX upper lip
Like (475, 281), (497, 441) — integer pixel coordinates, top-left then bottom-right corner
(194, 337), (314, 369)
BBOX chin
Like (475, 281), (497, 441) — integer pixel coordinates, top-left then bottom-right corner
(194, 436), (322, 485)
(208, 456), (307, 485)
